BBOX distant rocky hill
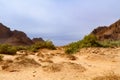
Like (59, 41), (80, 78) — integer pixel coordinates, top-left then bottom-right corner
(0, 23), (44, 46)
(91, 19), (120, 41)
(32, 38), (44, 43)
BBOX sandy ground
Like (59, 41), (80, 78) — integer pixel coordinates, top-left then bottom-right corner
(0, 47), (120, 80)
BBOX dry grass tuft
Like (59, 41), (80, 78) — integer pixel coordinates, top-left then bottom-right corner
(0, 55), (40, 72)
(66, 55), (77, 60)
(42, 61), (86, 73)
(42, 63), (62, 72)
(64, 62), (86, 72)
(15, 56), (40, 67)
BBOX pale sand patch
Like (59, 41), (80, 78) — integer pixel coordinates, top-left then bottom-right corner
(0, 47), (120, 80)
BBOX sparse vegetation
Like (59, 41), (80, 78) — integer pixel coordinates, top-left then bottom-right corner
(0, 44), (18, 55)
(65, 34), (120, 54)
(16, 46), (27, 51)
(65, 34), (102, 54)
(65, 41), (80, 54)
(0, 40), (56, 54)
(42, 63), (62, 72)
(100, 40), (120, 48)
(28, 40), (56, 52)
(16, 57), (40, 67)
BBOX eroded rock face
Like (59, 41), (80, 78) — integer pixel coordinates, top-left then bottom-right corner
(91, 19), (120, 40)
(0, 23), (33, 46)
(32, 38), (44, 43)
(5, 30), (33, 46)
(0, 23), (12, 38)
(0, 23), (12, 43)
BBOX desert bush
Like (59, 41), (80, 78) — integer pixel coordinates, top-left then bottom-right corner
(92, 72), (120, 80)
(80, 34), (102, 48)
(0, 40), (55, 54)
(16, 46), (27, 51)
(27, 44), (39, 52)
(44, 40), (56, 50)
(100, 40), (120, 47)
(65, 34), (102, 54)
(28, 40), (56, 52)
(65, 41), (80, 54)
(0, 44), (17, 55)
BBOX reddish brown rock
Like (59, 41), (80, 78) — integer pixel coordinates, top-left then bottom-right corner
(32, 38), (44, 43)
(0, 23), (33, 46)
(0, 23), (12, 38)
(5, 30), (33, 46)
(91, 19), (120, 41)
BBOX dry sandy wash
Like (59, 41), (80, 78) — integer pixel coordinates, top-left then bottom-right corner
(0, 47), (120, 80)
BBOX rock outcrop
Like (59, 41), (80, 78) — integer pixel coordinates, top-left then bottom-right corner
(32, 38), (44, 43)
(0, 23), (33, 46)
(91, 19), (120, 41)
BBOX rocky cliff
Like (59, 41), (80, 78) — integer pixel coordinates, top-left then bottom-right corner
(32, 38), (44, 43)
(91, 19), (120, 41)
(0, 23), (33, 46)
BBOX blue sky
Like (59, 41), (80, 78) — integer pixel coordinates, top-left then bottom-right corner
(0, 0), (120, 45)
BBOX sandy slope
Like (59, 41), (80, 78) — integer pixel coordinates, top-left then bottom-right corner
(0, 47), (120, 80)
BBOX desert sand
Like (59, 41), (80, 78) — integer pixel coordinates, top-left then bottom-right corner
(0, 47), (120, 80)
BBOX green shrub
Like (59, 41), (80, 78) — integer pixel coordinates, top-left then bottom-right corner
(65, 34), (102, 54)
(28, 40), (56, 52)
(100, 40), (120, 47)
(0, 44), (17, 55)
(65, 34), (120, 54)
(0, 40), (56, 54)
(65, 41), (80, 54)
(44, 40), (56, 50)
(16, 46), (27, 51)
(80, 34), (102, 48)
(27, 44), (39, 52)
